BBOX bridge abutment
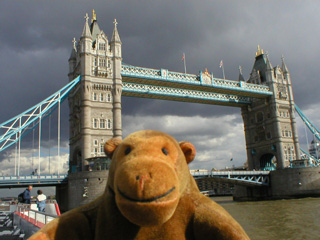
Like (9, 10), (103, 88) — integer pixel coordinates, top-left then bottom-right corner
(233, 168), (320, 201)
(57, 171), (109, 211)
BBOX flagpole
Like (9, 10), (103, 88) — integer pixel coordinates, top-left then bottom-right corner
(222, 64), (225, 79)
(183, 53), (187, 74)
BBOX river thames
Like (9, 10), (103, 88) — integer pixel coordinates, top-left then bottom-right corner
(214, 196), (320, 240)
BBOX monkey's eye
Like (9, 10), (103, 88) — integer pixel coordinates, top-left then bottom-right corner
(162, 147), (168, 156)
(124, 147), (131, 155)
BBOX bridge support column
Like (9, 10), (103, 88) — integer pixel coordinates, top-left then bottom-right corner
(56, 184), (68, 213)
(66, 171), (109, 210)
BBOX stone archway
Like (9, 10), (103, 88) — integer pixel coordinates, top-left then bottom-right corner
(259, 153), (277, 170)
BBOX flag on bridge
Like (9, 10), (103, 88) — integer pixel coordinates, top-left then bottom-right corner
(219, 60), (223, 68)
(219, 60), (226, 79)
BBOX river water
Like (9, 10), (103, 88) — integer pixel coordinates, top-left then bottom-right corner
(212, 196), (320, 240)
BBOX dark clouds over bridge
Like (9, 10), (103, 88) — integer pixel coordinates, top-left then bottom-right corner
(1, 0), (320, 172)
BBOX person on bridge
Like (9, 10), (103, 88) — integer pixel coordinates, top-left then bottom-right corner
(23, 185), (32, 204)
(36, 190), (47, 212)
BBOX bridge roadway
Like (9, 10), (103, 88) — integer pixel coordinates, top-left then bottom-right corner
(0, 170), (270, 188)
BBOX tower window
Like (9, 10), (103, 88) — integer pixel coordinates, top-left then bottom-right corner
(100, 144), (104, 153)
(256, 112), (264, 123)
(99, 58), (106, 67)
(93, 92), (97, 101)
(93, 139), (98, 146)
(107, 119), (112, 129)
(99, 93), (104, 101)
(93, 58), (97, 66)
(266, 132), (271, 139)
(99, 43), (105, 50)
(93, 119), (98, 129)
(107, 94), (111, 102)
(100, 119), (105, 129)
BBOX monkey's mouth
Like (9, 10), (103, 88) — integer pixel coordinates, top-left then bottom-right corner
(117, 187), (176, 203)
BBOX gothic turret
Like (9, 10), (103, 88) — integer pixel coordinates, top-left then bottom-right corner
(68, 38), (77, 78)
(238, 66), (245, 81)
(110, 19), (122, 139)
(281, 55), (289, 74)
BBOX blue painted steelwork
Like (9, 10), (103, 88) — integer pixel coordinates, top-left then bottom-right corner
(122, 82), (252, 105)
(0, 174), (68, 187)
(0, 76), (80, 152)
(295, 104), (320, 142)
(191, 170), (270, 186)
(300, 147), (319, 166)
(121, 64), (273, 98)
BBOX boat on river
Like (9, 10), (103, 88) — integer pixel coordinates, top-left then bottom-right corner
(0, 201), (60, 239)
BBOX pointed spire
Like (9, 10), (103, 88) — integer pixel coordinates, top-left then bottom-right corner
(111, 19), (121, 43)
(69, 37), (77, 60)
(281, 55), (289, 74)
(81, 13), (92, 38)
(265, 53), (273, 71)
(238, 65), (245, 81)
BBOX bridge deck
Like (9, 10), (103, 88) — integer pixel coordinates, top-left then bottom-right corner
(121, 65), (272, 106)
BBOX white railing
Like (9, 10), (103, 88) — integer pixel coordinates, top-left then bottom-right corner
(121, 64), (271, 95)
(191, 170), (270, 176)
(15, 205), (57, 228)
(190, 170), (270, 186)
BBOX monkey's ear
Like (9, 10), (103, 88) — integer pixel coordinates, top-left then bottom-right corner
(179, 141), (196, 164)
(104, 138), (122, 158)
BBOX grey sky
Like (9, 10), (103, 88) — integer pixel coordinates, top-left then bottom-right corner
(1, 0), (320, 192)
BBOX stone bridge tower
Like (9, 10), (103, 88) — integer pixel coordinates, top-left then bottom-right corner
(61, 11), (122, 210)
(241, 47), (300, 170)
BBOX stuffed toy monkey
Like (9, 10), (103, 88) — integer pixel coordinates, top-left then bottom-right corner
(29, 130), (249, 240)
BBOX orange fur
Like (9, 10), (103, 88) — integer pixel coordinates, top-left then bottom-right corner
(29, 130), (249, 240)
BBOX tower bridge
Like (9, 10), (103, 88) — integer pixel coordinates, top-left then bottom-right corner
(1, 12), (320, 210)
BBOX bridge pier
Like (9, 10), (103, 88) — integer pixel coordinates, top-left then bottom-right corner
(56, 171), (109, 212)
(56, 184), (68, 213)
